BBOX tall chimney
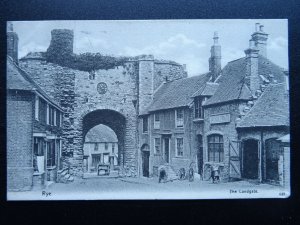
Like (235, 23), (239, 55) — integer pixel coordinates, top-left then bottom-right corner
(244, 39), (260, 95)
(251, 23), (268, 58)
(209, 31), (221, 82)
(7, 21), (19, 64)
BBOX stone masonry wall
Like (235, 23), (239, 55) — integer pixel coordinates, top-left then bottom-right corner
(154, 62), (187, 91)
(72, 62), (139, 176)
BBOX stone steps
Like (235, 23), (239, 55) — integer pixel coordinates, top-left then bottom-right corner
(57, 168), (74, 183)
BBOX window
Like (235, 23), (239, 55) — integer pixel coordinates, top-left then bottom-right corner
(49, 106), (55, 126)
(208, 134), (224, 162)
(154, 138), (161, 154)
(33, 137), (45, 172)
(54, 109), (57, 126)
(176, 138), (184, 157)
(112, 143), (115, 153)
(142, 117), (148, 133)
(35, 96), (39, 120)
(194, 97), (204, 119)
(39, 98), (47, 124)
(47, 140), (56, 167)
(94, 143), (99, 151)
(154, 113), (160, 129)
(105, 143), (108, 150)
(46, 104), (50, 125)
(56, 111), (61, 127)
(92, 154), (101, 167)
(176, 109), (184, 128)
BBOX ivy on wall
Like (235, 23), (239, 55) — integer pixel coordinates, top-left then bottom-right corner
(45, 51), (128, 72)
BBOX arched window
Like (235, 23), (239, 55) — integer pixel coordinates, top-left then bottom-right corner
(208, 134), (224, 162)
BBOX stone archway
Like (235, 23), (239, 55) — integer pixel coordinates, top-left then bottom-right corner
(82, 109), (126, 168)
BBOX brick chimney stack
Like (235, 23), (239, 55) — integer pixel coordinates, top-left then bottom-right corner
(209, 32), (221, 82)
(251, 23), (268, 58)
(7, 21), (19, 64)
(244, 39), (260, 95)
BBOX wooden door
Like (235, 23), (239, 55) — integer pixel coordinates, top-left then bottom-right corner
(142, 151), (150, 177)
(164, 138), (170, 163)
(229, 139), (241, 179)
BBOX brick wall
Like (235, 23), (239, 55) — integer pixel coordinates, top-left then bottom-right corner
(7, 90), (34, 191)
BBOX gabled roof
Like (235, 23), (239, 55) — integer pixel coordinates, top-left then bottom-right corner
(204, 56), (286, 106)
(7, 56), (62, 110)
(237, 83), (289, 128)
(85, 124), (118, 143)
(191, 82), (219, 97)
(146, 73), (211, 112)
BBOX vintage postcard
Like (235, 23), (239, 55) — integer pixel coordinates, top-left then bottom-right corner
(6, 19), (290, 200)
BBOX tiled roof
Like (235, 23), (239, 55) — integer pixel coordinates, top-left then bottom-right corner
(7, 57), (62, 109)
(146, 73), (211, 112)
(191, 82), (219, 97)
(204, 56), (286, 106)
(85, 124), (118, 143)
(237, 83), (289, 128)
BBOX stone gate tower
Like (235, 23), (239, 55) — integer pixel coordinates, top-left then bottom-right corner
(19, 29), (187, 177)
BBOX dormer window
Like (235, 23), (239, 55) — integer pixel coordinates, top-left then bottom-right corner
(194, 97), (204, 119)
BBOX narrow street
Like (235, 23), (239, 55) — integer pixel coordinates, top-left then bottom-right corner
(7, 176), (289, 200)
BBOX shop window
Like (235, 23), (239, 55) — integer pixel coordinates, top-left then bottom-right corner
(194, 97), (204, 119)
(176, 109), (184, 128)
(208, 134), (224, 162)
(142, 116), (148, 133)
(154, 113), (160, 129)
(176, 138), (184, 157)
(154, 138), (161, 154)
(92, 154), (101, 167)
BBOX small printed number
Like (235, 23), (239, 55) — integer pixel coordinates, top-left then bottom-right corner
(279, 192), (286, 196)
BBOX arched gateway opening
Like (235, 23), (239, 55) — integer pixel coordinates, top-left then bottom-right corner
(82, 109), (126, 174)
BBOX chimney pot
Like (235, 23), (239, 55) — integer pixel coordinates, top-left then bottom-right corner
(255, 23), (260, 32)
(213, 31), (219, 45)
(259, 25), (264, 32)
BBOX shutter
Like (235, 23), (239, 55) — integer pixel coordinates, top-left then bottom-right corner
(229, 139), (242, 179)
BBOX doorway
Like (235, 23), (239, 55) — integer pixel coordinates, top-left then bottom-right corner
(141, 144), (150, 177)
(163, 138), (170, 163)
(197, 135), (203, 177)
(242, 139), (259, 179)
(265, 138), (280, 182)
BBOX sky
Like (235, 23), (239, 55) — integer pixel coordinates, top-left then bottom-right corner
(12, 19), (288, 76)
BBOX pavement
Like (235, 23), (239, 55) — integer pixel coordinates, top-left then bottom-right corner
(7, 176), (290, 200)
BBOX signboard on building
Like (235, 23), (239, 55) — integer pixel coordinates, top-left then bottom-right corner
(210, 113), (231, 124)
